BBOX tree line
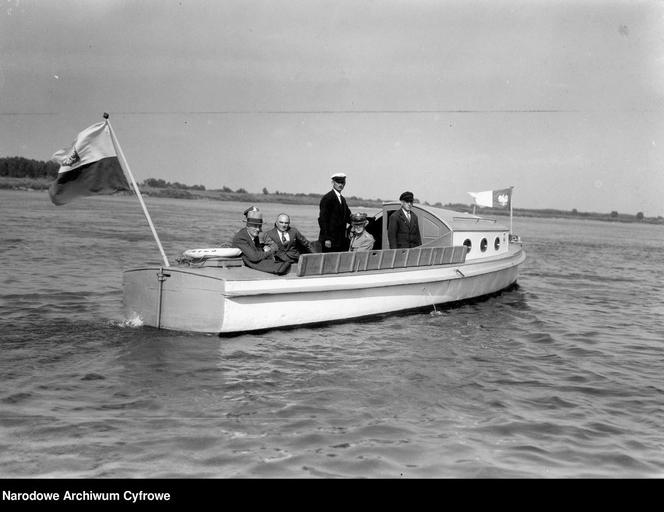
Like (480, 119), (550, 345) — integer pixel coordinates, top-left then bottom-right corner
(0, 156), (59, 179)
(142, 178), (206, 191)
(0, 157), (206, 191)
(0, 156), (381, 198)
(1, 156), (660, 222)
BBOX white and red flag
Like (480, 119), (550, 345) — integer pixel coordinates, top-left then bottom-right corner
(48, 121), (131, 205)
(468, 187), (513, 209)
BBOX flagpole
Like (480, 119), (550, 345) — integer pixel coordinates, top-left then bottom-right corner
(509, 186), (513, 235)
(510, 201), (513, 234)
(104, 113), (170, 267)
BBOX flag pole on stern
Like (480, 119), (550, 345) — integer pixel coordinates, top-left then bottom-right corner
(509, 185), (513, 235)
(104, 113), (170, 267)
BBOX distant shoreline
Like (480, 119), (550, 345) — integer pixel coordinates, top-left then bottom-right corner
(1, 176), (662, 225)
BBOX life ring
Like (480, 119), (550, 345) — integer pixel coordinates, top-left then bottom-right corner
(182, 247), (242, 258)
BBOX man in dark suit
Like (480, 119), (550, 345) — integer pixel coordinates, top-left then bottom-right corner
(232, 209), (291, 275)
(264, 213), (313, 263)
(318, 172), (352, 252)
(388, 191), (422, 249)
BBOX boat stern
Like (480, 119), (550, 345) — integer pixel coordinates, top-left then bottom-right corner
(122, 266), (226, 332)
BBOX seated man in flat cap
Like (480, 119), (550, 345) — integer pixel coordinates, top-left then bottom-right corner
(318, 172), (352, 252)
(388, 191), (422, 249)
(348, 212), (375, 252)
(232, 209), (292, 275)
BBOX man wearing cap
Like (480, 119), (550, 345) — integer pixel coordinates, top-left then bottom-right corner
(264, 213), (313, 263)
(348, 212), (375, 252)
(243, 205), (259, 218)
(318, 173), (352, 252)
(388, 191), (422, 249)
(232, 208), (292, 275)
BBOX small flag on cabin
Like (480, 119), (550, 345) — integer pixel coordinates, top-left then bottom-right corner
(468, 187), (513, 209)
(48, 121), (131, 206)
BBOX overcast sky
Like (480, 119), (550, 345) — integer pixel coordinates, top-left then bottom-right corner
(2, 0), (663, 215)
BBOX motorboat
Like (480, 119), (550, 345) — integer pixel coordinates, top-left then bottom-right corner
(122, 202), (525, 333)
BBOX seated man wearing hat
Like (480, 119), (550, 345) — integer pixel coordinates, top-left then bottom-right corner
(348, 212), (375, 252)
(318, 172), (352, 252)
(232, 208), (292, 275)
(388, 191), (422, 249)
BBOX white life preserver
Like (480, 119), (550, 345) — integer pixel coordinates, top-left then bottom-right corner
(182, 247), (242, 258)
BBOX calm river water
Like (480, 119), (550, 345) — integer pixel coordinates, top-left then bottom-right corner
(1, 190), (663, 478)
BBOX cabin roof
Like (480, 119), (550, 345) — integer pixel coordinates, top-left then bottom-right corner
(379, 202), (509, 232)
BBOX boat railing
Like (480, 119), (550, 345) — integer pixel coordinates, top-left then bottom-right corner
(296, 245), (467, 277)
(452, 216), (497, 223)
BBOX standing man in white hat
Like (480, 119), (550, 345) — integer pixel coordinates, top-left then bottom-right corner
(318, 172), (352, 252)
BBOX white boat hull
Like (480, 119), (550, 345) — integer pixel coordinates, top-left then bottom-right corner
(123, 245), (525, 334)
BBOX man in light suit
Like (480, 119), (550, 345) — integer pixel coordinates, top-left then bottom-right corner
(388, 191), (422, 249)
(318, 172), (352, 252)
(348, 212), (375, 252)
(264, 213), (313, 263)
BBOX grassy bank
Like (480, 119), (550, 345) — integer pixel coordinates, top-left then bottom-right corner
(0, 176), (384, 207)
(2, 176), (662, 225)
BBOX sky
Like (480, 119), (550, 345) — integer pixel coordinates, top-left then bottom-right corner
(1, 0), (663, 216)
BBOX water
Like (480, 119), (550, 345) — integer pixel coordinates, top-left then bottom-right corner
(1, 189), (663, 478)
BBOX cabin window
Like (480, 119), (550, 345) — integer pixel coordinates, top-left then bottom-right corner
(480, 238), (488, 252)
(494, 237), (501, 250)
(463, 239), (472, 252)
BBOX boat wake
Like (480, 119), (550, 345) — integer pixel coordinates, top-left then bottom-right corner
(116, 312), (144, 328)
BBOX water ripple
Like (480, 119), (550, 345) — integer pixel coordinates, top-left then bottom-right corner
(2, 192), (664, 477)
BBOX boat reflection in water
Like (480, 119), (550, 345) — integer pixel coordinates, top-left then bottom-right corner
(123, 202), (526, 334)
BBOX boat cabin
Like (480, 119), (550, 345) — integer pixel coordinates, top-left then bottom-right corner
(365, 202), (510, 261)
(292, 203), (510, 277)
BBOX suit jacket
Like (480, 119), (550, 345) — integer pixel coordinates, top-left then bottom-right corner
(232, 228), (291, 275)
(264, 226), (313, 263)
(349, 230), (375, 252)
(388, 209), (422, 249)
(318, 189), (352, 252)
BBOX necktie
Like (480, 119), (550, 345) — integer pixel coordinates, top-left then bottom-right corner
(281, 232), (286, 244)
(405, 212), (411, 222)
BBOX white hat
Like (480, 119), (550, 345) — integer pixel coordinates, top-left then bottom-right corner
(330, 172), (347, 180)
